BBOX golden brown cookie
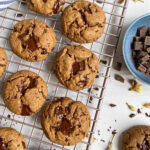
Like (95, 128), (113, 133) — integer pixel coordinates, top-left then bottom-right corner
(0, 48), (7, 78)
(41, 97), (91, 146)
(53, 45), (99, 90)
(26, 0), (65, 16)
(0, 128), (27, 150)
(3, 70), (48, 116)
(123, 125), (150, 150)
(10, 19), (56, 62)
(61, 1), (106, 43)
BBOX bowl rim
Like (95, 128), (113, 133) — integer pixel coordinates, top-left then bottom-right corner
(123, 13), (150, 85)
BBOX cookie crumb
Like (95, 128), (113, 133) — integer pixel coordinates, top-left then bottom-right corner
(143, 103), (150, 108)
(92, 137), (97, 143)
(112, 130), (117, 135)
(129, 83), (143, 93)
(126, 102), (137, 112)
(107, 135), (114, 150)
(114, 74), (124, 83)
(133, 0), (144, 3)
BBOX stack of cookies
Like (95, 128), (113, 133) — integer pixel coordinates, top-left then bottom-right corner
(0, 0), (107, 148)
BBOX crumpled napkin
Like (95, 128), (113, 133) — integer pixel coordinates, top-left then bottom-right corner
(0, 0), (16, 11)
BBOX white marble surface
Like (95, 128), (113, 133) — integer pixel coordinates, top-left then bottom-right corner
(91, 0), (150, 150)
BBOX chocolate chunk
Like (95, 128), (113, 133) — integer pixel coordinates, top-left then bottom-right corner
(72, 61), (85, 75)
(145, 36), (150, 46)
(134, 42), (143, 51)
(144, 62), (150, 71)
(137, 108), (141, 114)
(76, 80), (87, 86)
(109, 104), (116, 107)
(84, 5), (92, 14)
(17, 13), (23, 17)
(134, 36), (142, 41)
(137, 136), (149, 150)
(0, 138), (7, 150)
(137, 64), (147, 72)
(65, 107), (70, 114)
(22, 141), (26, 149)
(136, 51), (147, 59)
(114, 62), (122, 71)
(146, 47), (150, 53)
(114, 74), (124, 83)
(25, 36), (37, 51)
(21, 105), (33, 116)
(100, 60), (107, 65)
(41, 48), (47, 55)
(18, 33), (26, 41)
(60, 118), (74, 135)
(112, 130), (117, 135)
(53, 0), (64, 14)
(137, 26), (147, 37)
(145, 113), (150, 117)
(55, 106), (63, 116)
(129, 113), (135, 118)
(43, 0), (47, 2)
(138, 54), (149, 64)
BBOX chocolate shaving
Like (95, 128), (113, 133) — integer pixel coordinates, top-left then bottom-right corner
(114, 74), (124, 83)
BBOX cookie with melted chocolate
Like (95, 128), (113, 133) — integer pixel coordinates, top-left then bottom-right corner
(61, 1), (106, 43)
(53, 45), (99, 90)
(0, 128), (27, 150)
(3, 70), (48, 116)
(41, 97), (91, 146)
(123, 125), (150, 150)
(0, 48), (7, 78)
(26, 0), (65, 16)
(10, 19), (56, 62)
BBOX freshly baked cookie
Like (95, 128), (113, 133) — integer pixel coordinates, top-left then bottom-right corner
(41, 97), (91, 146)
(10, 19), (56, 62)
(3, 70), (48, 116)
(26, 0), (65, 16)
(53, 45), (99, 90)
(0, 48), (7, 78)
(0, 127), (27, 150)
(61, 1), (106, 43)
(123, 125), (150, 150)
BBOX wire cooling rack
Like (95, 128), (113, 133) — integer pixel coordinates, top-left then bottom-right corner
(0, 0), (129, 149)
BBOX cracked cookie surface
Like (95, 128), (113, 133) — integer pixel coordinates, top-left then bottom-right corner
(53, 45), (99, 90)
(0, 48), (7, 78)
(61, 1), (106, 43)
(10, 19), (56, 62)
(3, 70), (48, 116)
(41, 97), (91, 146)
(0, 128), (27, 150)
(26, 0), (65, 16)
(123, 125), (150, 150)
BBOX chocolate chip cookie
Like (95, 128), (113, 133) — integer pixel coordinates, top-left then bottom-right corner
(41, 97), (91, 146)
(26, 0), (65, 16)
(123, 125), (150, 150)
(0, 127), (27, 150)
(0, 48), (7, 78)
(61, 1), (106, 43)
(10, 19), (56, 62)
(53, 45), (99, 90)
(3, 70), (48, 116)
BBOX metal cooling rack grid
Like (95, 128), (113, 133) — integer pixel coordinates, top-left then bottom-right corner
(0, 0), (129, 149)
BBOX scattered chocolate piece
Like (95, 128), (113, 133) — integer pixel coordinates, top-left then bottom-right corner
(94, 87), (99, 91)
(145, 113), (150, 117)
(112, 130), (117, 135)
(114, 62), (122, 71)
(95, 75), (99, 78)
(88, 88), (91, 93)
(16, 13), (23, 17)
(129, 113), (136, 118)
(100, 60), (107, 65)
(146, 47), (150, 53)
(114, 74), (124, 83)
(129, 79), (137, 87)
(119, 0), (124, 3)
(7, 114), (11, 118)
(101, 139), (105, 143)
(137, 64), (147, 72)
(137, 108), (141, 113)
(134, 36), (142, 41)
(109, 104), (116, 107)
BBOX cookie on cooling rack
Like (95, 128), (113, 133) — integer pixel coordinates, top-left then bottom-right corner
(41, 97), (91, 146)
(53, 45), (99, 91)
(3, 70), (48, 116)
(0, 127), (27, 150)
(0, 48), (7, 78)
(61, 1), (106, 43)
(26, 0), (65, 16)
(10, 19), (56, 62)
(123, 125), (150, 150)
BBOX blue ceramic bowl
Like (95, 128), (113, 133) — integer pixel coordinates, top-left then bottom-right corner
(123, 14), (150, 85)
